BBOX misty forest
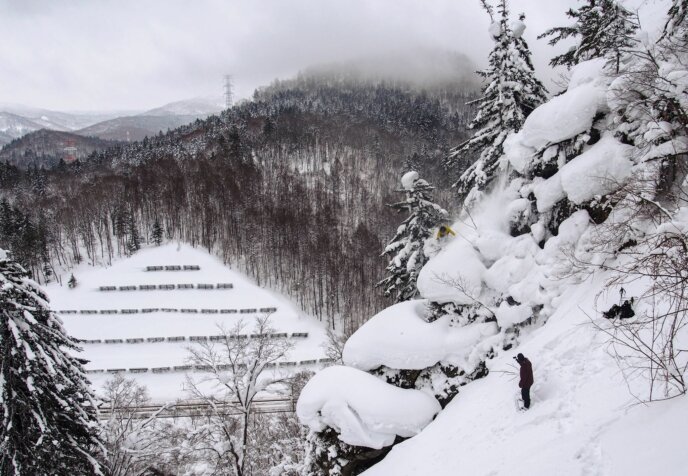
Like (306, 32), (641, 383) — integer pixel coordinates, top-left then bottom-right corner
(2, 1), (688, 475)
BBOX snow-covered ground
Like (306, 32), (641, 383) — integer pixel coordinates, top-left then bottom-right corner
(45, 243), (328, 400)
(362, 276), (686, 475)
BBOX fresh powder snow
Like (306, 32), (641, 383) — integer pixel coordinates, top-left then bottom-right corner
(342, 299), (498, 371)
(296, 365), (441, 449)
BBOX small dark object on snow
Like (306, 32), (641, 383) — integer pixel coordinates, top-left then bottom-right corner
(505, 296), (521, 306)
(515, 353), (534, 409)
(603, 298), (635, 320)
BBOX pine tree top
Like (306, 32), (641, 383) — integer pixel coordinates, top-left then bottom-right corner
(538, 0), (638, 70)
(447, 1), (546, 199)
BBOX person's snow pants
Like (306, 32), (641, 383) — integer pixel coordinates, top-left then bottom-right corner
(521, 386), (531, 409)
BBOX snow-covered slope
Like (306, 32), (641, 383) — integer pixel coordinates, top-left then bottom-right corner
(45, 243), (328, 400)
(363, 278), (686, 475)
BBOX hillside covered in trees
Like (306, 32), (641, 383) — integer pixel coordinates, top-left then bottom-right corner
(0, 59), (477, 333)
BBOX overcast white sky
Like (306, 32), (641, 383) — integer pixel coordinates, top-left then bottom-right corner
(0, 0), (585, 112)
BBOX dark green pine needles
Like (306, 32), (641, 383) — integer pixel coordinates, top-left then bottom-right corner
(0, 250), (103, 475)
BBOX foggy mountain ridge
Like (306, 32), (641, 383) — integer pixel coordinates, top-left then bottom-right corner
(0, 57), (479, 169)
(300, 49), (480, 88)
(140, 96), (224, 117)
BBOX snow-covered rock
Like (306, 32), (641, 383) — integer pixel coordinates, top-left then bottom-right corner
(533, 174), (565, 213)
(494, 301), (532, 327)
(517, 81), (607, 151)
(483, 254), (536, 296)
(543, 210), (591, 255)
(559, 135), (633, 204)
(342, 300), (499, 371)
(296, 365), (441, 449)
(503, 132), (536, 174)
(475, 229), (514, 262)
(417, 240), (486, 304)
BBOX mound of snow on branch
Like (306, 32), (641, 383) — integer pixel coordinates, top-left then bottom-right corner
(342, 300), (499, 371)
(519, 82), (606, 151)
(401, 171), (419, 190)
(532, 134), (633, 211)
(510, 19), (526, 38)
(488, 22), (502, 39)
(296, 365), (441, 449)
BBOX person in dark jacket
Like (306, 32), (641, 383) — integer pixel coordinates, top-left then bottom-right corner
(515, 353), (534, 409)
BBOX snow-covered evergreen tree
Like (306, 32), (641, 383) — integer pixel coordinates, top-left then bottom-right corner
(151, 219), (163, 246)
(126, 213), (141, 254)
(377, 172), (448, 302)
(0, 249), (103, 475)
(447, 0), (547, 202)
(539, 0), (638, 72)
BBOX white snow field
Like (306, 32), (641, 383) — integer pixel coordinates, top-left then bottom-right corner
(45, 243), (329, 400)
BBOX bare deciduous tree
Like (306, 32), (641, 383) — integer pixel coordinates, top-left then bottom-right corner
(99, 374), (170, 476)
(570, 168), (688, 401)
(184, 316), (294, 476)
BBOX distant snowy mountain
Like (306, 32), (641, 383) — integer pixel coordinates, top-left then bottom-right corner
(0, 112), (44, 145)
(0, 98), (221, 144)
(0, 103), (132, 132)
(141, 97), (224, 117)
(76, 114), (203, 142)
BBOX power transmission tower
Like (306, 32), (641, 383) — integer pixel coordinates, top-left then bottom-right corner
(224, 75), (234, 109)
